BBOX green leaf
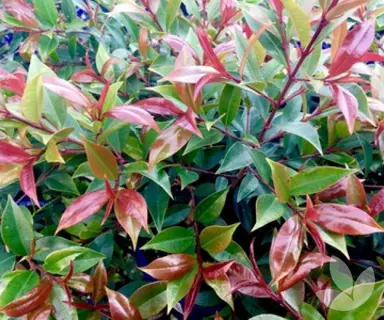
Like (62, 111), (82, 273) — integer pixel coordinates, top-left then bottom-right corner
(165, 0), (182, 30)
(248, 149), (272, 184)
(266, 159), (291, 203)
(145, 182), (170, 232)
(252, 194), (285, 230)
(249, 315), (286, 320)
(124, 161), (173, 198)
(130, 282), (167, 319)
(45, 172), (79, 195)
(43, 87), (67, 128)
(237, 173), (260, 202)
(33, 0), (59, 26)
(217, 142), (253, 173)
(210, 241), (252, 268)
(102, 82), (123, 113)
(82, 137), (118, 180)
(43, 247), (105, 275)
(141, 227), (195, 253)
(315, 226), (349, 259)
(290, 167), (355, 196)
(34, 236), (78, 261)
(0, 252), (15, 276)
(38, 35), (59, 61)
(200, 223), (240, 254)
(276, 122), (323, 155)
(195, 188), (229, 224)
(219, 85), (242, 126)
(166, 265), (198, 313)
(21, 75), (43, 123)
(281, 0), (311, 47)
(62, 0), (76, 22)
(235, 29), (261, 81)
(328, 280), (384, 320)
(183, 127), (223, 155)
(50, 283), (79, 320)
(176, 167), (199, 190)
(1, 196), (34, 256)
(96, 44), (110, 74)
(0, 271), (39, 308)
(301, 303), (325, 320)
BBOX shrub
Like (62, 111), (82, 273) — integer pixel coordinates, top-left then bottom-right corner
(1, 0), (384, 319)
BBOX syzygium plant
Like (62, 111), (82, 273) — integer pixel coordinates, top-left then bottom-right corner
(0, 0), (384, 319)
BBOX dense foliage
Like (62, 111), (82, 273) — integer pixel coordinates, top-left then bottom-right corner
(1, 0), (384, 319)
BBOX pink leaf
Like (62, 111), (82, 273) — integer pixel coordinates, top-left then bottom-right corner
(183, 273), (202, 320)
(329, 20), (374, 77)
(0, 141), (32, 164)
(174, 109), (202, 138)
(0, 68), (26, 96)
(331, 84), (358, 134)
(162, 35), (199, 62)
(312, 203), (384, 235)
(203, 260), (235, 280)
(43, 77), (92, 108)
(55, 190), (110, 234)
(369, 188), (384, 217)
(161, 66), (220, 84)
(20, 160), (39, 207)
(194, 73), (229, 101)
(361, 52), (384, 63)
(71, 70), (101, 83)
(316, 177), (347, 201)
(3, 0), (39, 28)
(105, 105), (160, 132)
(134, 98), (184, 116)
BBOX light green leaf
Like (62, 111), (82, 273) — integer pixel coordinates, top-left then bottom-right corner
(176, 167), (199, 190)
(277, 122), (323, 155)
(62, 0), (76, 22)
(301, 303), (325, 320)
(102, 82), (123, 113)
(165, 0), (182, 30)
(45, 172), (79, 195)
(235, 29), (261, 81)
(166, 265), (198, 313)
(200, 223), (240, 254)
(96, 44), (110, 74)
(253, 194), (285, 230)
(34, 236), (78, 261)
(34, 0), (59, 26)
(1, 196), (34, 256)
(21, 74), (43, 123)
(50, 283), (79, 320)
(219, 85), (242, 126)
(141, 227), (195, 253)
(210, 241), (252, 268)
(281, 0), (311, 47)
(290, 167), (355, 195)
(0, 252), (15, 277)
(315, 226), (349, 259)
(249, 315), (286, 320)
(266, 159), (291, 203)
(195, 188), (229, 224)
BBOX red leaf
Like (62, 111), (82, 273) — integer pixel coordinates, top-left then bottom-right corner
(114, 189), (149, 233)
(306, 221), (326, 256)
(196, 28), (227, 74)
(138, 254), (195, 281)
(316, 177), (347, 201)
(329, 20), (374, 77)
(0, 68), (26, 96)
(0, 279), (52, 317)
(174, 108), (202, 137)
(20, 161), (39, 207)
(55, 190), (110, 234)
(331, 84), (358, 134)
(227, 263), (269, 298)
(106, 288), (143, 320)
(92, 261), (108, 304)
(369, 188), (384, 217)
(71, 69), (101, 83)
(269, 0), (283, 17)
(361, 52), (384, 63)
(134, 98), (184, 116)
(25, 304), (53, 320)
(161, 66), (220, 84)
(43, 77), (92, 108)
(346, 174), (367, 209)
(3, 0), (39, 28)
(278, 253), (332, 292)
(312, 203), (384, 235)
(304, 196), (317, 221)
(0, 140), (32, 163)
(105, 105), (160, 132)
(220, 0), (239, 24)
(183, 272), (202, 320)
(270, 216), (304, 283)
(203, 260), (235, 280)
(162, 35), (199, 62)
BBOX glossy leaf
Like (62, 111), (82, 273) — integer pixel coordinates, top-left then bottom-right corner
(135, 97), (184, 116)
(141, 227), (195, 253)
(56, 190), (109, 234)
(92, 261), (108, 304)
(105, 105), (160, 132)
(218, 85), (242, 126)
(3, 0), (39, 28)
(0, 141), (32, 164)
(139, 254), (195, 280)
(149, 124), (192, 167)
(0, 279), (52, 317)
(290, 167), (354, 196)
(253, 194), (285, 230)
(346, 174), (366, 208)
(82, 137), (118, 180)
(267, 159), (291, 203)
(369, 188), (384, 217)
(195, 188), (229, 224)
(270, 216), (304, 283)
(161, 66), (220, 83)
(312, 204), (384, 235)
(20, 161), (39, 207)
(200, 224), (240, 254)
(106, 288), (143, 320)
(1, 196), (34, 256)
(326, 0), (370, 21)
